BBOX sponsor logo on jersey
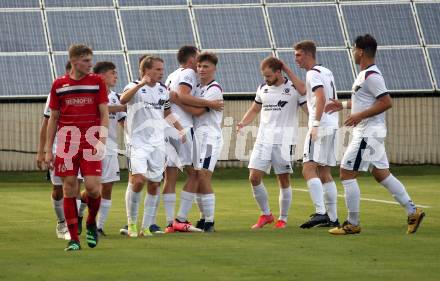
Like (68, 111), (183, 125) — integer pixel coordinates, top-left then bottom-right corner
(65, 96), (94, 105)
(263, 88), (269, 93)
(262, 100), (288, 111)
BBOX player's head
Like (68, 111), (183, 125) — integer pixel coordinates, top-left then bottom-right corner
(294, 40), (316, 69)
(138, 54), (151, 66)
(68, 44), (93, 76)
(260, 57), (283, 86)
(177, 45), (199, 70)
(139, 56), (164, 83)
(65, 61), (72, 75)
(93, 61), (117, 89)
(196, 52), (218, 82)
(352, 34), (377, 64)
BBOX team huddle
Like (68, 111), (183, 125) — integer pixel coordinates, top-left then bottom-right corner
(36, 34), (425, 252)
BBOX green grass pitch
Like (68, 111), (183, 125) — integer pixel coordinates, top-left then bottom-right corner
(0, 166), (439, 281)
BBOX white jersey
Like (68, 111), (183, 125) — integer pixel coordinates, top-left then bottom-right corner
(165, 67), (198, 128)
(306, 65), (338, 128)
(106, 90), (126, 156)
(43, 94), (58, 154)
(254, 78), (306, 145)
(123, 80), (170, 147)
(193, 80), (223, 140)
(351, 64), (388, 130)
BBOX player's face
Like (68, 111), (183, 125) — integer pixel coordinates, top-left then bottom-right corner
(352, 46), (362, 65)
(101, 69), (118, 88)
(197, 61), (216, 81)
(295, 50), (307, 69)
(261, 67), (281, 86)
(71, 54), (93, 76)
(146, 61), (164, 83)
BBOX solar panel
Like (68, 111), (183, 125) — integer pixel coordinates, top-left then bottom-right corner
(277, 50), (354, 92)
(416, 3), (440, 45)
(53, 53), (129, 93)
(45, 0), (113, 7)
(373, 48), (433, 91)
(47, 10), (121, 52)
(0, 0), (39, 8)
(120, 9), (195, 51)
(0, 12), (47, 52)
(0, 55), (52, 96)
(267, 0), (334, 3)
(342, 4), (420, 46)
(215, 52), (272, 93)
(427, 48), (440, 90)
(194, 7), (271, 49)
(192, 0), (260, 4)
(118, 0), (187, 6)
(128, 53), (179, 84)
(268, 6), (345, 48)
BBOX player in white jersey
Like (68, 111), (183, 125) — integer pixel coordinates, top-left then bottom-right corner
(237, 57), (307, 229)
(325, 34), (425, 235)
(163, 46), (223, 233)
(294, 40), (340, 228)
(92, 61), (126, 236)
(120, 55), (185, 237)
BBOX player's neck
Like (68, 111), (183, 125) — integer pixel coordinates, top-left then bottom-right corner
(360, 59), (375, 71)
(273, 77), (284, 87)
(70, 70), (87, 81)
(200, 76), (215, 86)
(304, 61), (317, 71)
(145, 81), (156, 87)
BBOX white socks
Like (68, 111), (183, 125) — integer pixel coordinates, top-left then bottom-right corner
(323, 181), (338, 222)
(78, 200), (87, 218)
(201, 194), (215, 222)
(176, 191), (195, 222)
(127, 188), (141, 224)
(278, 186), (292, 222)
(163, 193), (176, 224)
(380, 174), (416, 215)
(153, 187), (161, 225)
(76, 199), (81, 214)
(196, 193), (205, 220)
(307, 178), (326, 215)
(52, 198), (65, 222)
(252, 183), (271, 215)
(97, 198), (112, 230)
(141, 194), (159, 229)
(342, 179), (360, 225)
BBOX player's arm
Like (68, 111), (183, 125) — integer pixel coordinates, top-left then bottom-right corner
(164, 108), (186, 143)
(282, 61), (306, 95)
(175, 85), (224, 111)
(169, 91), (206, 116)
(36, 116), (49, 169)
(45, 110), (59, 169)
(98, 103), (109, 146)
(236, 101), (262, 133)
(325, 99), (352, 113)
(108, 104), (126, 113)
(120, 74), (150, 105)
(345, 95), (392, 127)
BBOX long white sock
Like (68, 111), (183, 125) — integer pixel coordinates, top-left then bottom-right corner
(196, 193), (205, 220)
(201, 194), (215, 222)
(78, 200), (87, 217)
(127, 189), (141, 224)
(323, 181), (338, 222)
(97, 199), (112, 230)
(153, 187), (161, 225)
(141, 194), (159, 229)
(380, 174), (416, 215)
(252, 182), (271, 215)
(307, 178), (326, 215)
(278, 186), (292, 222)
(52, 198), (65, 222)
(176, 191), (195, 222)
(76, 199), (81, 214)
(125, 182), (133, 221)
(342, 179), (360, 225)
(163, 193), (176, 224)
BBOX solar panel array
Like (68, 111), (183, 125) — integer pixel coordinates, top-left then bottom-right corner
(0, 0), (438, 97)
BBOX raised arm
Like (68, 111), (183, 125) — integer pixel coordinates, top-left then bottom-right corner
(282, 61), (306, 95)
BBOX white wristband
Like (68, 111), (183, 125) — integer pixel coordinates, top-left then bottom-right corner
(342, 101), (348, 109)
(312, 120), (320, 127)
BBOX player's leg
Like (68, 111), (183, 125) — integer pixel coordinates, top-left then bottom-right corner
(126, 173), (146, 237)
(275, 173), (291, 229)
(318, 166), (339, 227)
(62, 175), (81, 250)
(82, 175), (101, 248)
(163, 166), (178, 232)
(140, 180), (161, 236)
(49, 170), (70, 240)
(197, 169), (215, 232)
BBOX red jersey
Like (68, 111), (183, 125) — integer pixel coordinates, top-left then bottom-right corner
(49, 73), (108, 131)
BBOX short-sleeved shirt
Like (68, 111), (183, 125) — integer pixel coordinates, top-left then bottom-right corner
(351, 64), (388, 130)
(49, 73), (108, 134)
(254, 78), (306, 145)
(305, 65), (338, 128)
(123, 80), (170, 147)
(193, 80), (223, 140)
(43, 94), (58, 153)
(165, 67), (198, 128)
(106, 90), (126, 155)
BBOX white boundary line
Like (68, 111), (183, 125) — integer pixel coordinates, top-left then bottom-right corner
(294, 188), (432, 209)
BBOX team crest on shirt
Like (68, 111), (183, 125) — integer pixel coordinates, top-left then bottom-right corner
(62, 84), (70, 88)
(141, 88), (146, 93)
(159, 88), (164, 93)
(283, 88), (290, 95)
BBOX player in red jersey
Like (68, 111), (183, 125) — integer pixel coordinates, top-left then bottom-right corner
(45, 44), (109, 251)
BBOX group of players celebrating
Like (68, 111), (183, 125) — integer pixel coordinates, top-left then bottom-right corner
(36, 33), (425, 252)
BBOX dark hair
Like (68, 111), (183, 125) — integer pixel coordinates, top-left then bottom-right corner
(260, 57), (283, 72)
(65, 61), (72, 72)
(138, 54), (151, 66)
(93, 61), (116, 74)
(294, 40), (317, 59)
(196, 52), (218, 65)
(140, 56), (164, 72)
(354, 34), (377, 57)
(68, 44), (93, 59)
(177, 45), (199, 65)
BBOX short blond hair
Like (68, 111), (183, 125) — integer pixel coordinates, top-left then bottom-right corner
(68, 44), (93, 59)
(294, 40), (317, 59)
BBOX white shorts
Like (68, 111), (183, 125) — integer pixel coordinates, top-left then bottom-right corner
(128, 144), (166, 182)
(303, 127), (338, 166)
(49, 169), (82, 186)
(341, 132), (389, 172)
(165, 127), (198, 168)
(101, 154), (120, 183)
(194, 133), (223, 172)
(248, 143), (295, 175)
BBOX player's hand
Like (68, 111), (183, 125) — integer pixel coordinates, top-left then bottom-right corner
(140, 73), (152, 85)
(310, 126), (318, 142)
(36, 152), (45, 170)
(45, 151), (54, 170)
(280, 60), (290, 73)
(236, 122), (244, 134)
(344, 113), (363, 127)
(169, 91), (178, 103)
(208, 99), (224, 111)
(92, 141), (106, 160)
(325, 98), (343, 114)
(178, 130), (187, 144)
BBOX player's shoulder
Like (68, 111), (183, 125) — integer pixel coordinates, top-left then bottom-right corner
(258, 82), (268, 91)
(86, 73), (104, 83)
(363, 65), (382, 79)
(206, 80), (223, 93)
(156, 82), (168, 93)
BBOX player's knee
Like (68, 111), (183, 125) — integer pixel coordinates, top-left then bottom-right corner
(372, 168), (390, 183)
(101, 183), (112, 199)
(131, 176), (145, 192)
(52, 186), (63, 200)
(249, 174), (261, 186)
(340, 168), (356, 181)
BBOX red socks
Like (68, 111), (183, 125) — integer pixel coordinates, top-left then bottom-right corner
(63, 197), (79, 242)
(86, 196), (101, 225)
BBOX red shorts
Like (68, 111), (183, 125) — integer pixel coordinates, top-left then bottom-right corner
(54, 146), (102, 177)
